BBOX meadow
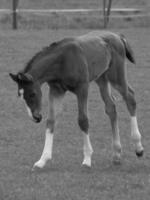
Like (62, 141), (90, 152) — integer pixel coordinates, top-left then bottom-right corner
(0, 27), (149, 200)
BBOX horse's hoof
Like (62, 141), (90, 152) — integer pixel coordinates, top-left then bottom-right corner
(32, 164), (43, 172)
(136, 149), (144, 158)
(113, 155), (121, 165)
(32, 160), (46, 171)
(32, 165), (41, 172)
(82, 163), (91, 169)
(113, 159), (121, 165)
(81, 163), (92, 172)
(82, 157), (91, 168)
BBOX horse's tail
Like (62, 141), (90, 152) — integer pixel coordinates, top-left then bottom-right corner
(120, 34), (136, 64)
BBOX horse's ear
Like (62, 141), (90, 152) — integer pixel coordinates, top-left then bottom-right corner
(9, 73), (19, 83)
(18, 73), (33, 83)
(9, 72), (33, 84)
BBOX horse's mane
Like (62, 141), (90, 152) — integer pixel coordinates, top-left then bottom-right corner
(23, 38), (74, 73)
(23, 41), (59, 73)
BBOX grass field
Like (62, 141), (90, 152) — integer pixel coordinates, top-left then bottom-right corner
(1, 27), (150, 200)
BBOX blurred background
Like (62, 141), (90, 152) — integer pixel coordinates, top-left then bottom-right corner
(0, 0), (149, 29)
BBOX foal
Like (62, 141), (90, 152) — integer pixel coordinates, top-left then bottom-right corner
(9, 31), (144, 169)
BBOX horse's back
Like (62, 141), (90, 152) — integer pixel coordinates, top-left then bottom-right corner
(54, 31), (124, 84)
(78, 31), (124, 58)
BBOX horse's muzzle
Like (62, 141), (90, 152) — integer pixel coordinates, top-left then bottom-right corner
(33, 114), (42, 123)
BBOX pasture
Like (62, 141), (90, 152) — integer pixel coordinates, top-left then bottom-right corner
(1, 27), (150, 199)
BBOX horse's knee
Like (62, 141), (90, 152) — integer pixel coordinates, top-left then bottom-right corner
(124, 92), (137, 116)
(129, 99), (136, 116)
(128, 86), (135, 96)
(46, 119), (55, 132)
(78, 116), (89, 133)
(129, 96), (136, 111)
(105, 104), (117, 121)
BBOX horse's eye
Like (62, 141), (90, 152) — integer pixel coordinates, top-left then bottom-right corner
(29, 93), (36, 98)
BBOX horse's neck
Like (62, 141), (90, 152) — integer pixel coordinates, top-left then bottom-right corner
(28, 54), (60, 84)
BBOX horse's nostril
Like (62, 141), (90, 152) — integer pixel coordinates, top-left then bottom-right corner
(34, 114), (42, 123)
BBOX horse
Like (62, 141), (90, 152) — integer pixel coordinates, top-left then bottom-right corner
(9, 31), (144, 170)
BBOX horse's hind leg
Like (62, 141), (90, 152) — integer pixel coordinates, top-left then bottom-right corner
(76, 83), (93, 167)
(33, 87), (65, 170)
(96, 76), (122, 164)
(114, 82), (144, 157)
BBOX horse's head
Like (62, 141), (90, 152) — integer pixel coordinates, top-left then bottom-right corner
(9, 72), (42, 123)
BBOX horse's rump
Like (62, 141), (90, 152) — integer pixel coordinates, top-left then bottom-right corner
(76, 31), (136, 83)
(77, 33), (112, 82)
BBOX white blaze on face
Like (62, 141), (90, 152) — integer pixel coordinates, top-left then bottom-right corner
(19, 89), (33, 119)
(26, 106), (33, 118)
(19, 89), (24, 100)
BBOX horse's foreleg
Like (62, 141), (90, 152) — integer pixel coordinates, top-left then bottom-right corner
(96, 77), (122, 164)
(76, 84), (93, 167)
(82, 133), (93, 167)
(33, 128), (54, 169)
(33, 89), (64, 170)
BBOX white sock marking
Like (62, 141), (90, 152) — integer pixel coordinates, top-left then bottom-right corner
(41, 129), (53, 159)
(82, 134), (93, 167)
(33, 129), (54, 169)
(131, 116), (143, 152)
(131, 116), (141, 141)
(19, 89), (34, 119)
(26, 106), (33, 118)
(19, 89), (24, 100)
